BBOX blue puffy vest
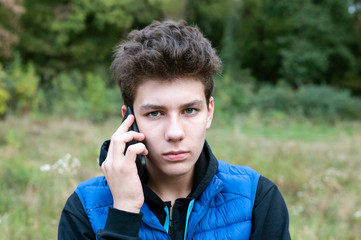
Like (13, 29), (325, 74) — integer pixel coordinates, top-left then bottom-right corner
(75, 160), (260, 239)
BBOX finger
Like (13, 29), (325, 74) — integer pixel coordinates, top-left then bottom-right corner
(123, 143), (148, 164)
(114, 114), (135, 136)
(110, 113), (144, 153)
(111, 131), (145, 157)
(103, 115), (134, 166)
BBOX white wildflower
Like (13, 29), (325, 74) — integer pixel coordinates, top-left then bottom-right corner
(70, 157), (81, 169)
(325, 167), (343, 177)
(0, 213), (8, 225)
(297, 191), (304, 198)
(354, 210), (361, 219)
(40, 164), (51, 172)
(40, 153), (81, 174)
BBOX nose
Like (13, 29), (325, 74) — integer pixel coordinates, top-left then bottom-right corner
(164, 115), (185, 142)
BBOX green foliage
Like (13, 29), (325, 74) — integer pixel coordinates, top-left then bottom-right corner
(295, 85), (361, 121)
(213, 70), (255, 119)
(18, 0), (165, 78)
(1, 0), (360, 122)
(4, 129), (22, 149)
(0, 64), (10, 117)
(280, 39), (329, 85)
(248, 84), (361, 122)
(219, 0), (241, 74)
(48, 70), (120, 121)
(0, 57), (121, 121)
(1, 0), (360, 96)
(11, 63), (40, 113)
(0, 0), (24, 59)
(80, 72), (120, 121)
(190, 0), (358, 88)
(187, 0), (228, 49)
(2, 54), (42, 114)
(278, 0), (356, 86)
(214, 67), (361, 122)
(50, 69), (84, 114)
(251, 84), (297, 114)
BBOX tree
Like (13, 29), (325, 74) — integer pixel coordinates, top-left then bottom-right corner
(17, 0), (165, 79)
(0, 0), (24, 59)
(187, 0), (228, 51)
(188, 0), (358, 90)
(344, 0), (361, 93)
(279, 0), (356, 86)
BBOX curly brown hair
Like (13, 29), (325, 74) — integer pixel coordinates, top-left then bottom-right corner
(110, 20), (222, 107)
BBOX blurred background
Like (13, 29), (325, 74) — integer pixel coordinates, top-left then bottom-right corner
(0, 0), (360, 239)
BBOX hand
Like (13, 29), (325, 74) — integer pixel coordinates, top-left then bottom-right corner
(101, 115), (148, 213)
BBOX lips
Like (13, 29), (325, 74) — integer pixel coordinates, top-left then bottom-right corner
(162, 151), (189, 161)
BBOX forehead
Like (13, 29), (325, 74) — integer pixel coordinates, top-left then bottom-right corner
(133, 78), (206, 107)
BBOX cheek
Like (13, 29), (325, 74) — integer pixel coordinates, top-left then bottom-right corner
(139, 122), (161, 142)
(190, 117), (209, 135)
(142, 130), (161, 153)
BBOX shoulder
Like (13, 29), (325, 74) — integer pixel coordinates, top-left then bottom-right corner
(76, 176), (107, 189)
(255, 176), (278, 197)
(213, 161), (261, 203)
(58, 192), (95, 239)
(216, 160), (261, 186)
(253, 176), (287, 208)
(75, 176), (112, 210)
(217, 160), (260, 175)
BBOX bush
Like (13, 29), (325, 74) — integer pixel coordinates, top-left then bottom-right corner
(80, 72), (120, 121)
(213, 70), (254, 118)
(50, 70), (84, 115)
(0, 57), (122, 121)
(248, 84), (361, 122)
(296, 85), (361, 121)
(47, 70), (121, 121)
(5, 55), (41, 114)
(251, 84), (297, 114)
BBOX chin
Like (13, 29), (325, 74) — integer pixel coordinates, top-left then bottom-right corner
(160, 163), (195, 177)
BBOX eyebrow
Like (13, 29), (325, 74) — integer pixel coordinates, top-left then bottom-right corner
(139, 99), (204, 111)
(181, 99), (204, 109)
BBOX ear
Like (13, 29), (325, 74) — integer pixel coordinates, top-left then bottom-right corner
(206, 97), (214, 129)
(121, 105), (127, 117)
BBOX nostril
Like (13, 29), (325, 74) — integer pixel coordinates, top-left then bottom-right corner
(165, 123), (185, 142)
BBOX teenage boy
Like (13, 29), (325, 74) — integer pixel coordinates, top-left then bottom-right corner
(58, 20), (291, 240)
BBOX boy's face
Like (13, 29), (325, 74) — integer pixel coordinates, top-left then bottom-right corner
(126, 77), (214, 179)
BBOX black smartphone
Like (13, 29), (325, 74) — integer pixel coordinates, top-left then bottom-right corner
(98, 107), (146, 175)
(122, 107), (146, 175)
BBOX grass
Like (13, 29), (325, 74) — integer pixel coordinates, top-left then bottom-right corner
(0, 113), (360, 239)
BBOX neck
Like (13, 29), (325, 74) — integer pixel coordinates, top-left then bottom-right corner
(147, 167), (195, 205)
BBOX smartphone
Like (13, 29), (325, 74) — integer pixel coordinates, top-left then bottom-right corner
(98, 107), (146, 175)
(122, 107), (146, 175)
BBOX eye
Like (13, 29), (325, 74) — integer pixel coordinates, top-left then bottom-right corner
(184, 108), (197, 115)
(147, 111), (161, 118)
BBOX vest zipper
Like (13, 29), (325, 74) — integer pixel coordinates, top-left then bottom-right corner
(163, 206), (170, 234)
